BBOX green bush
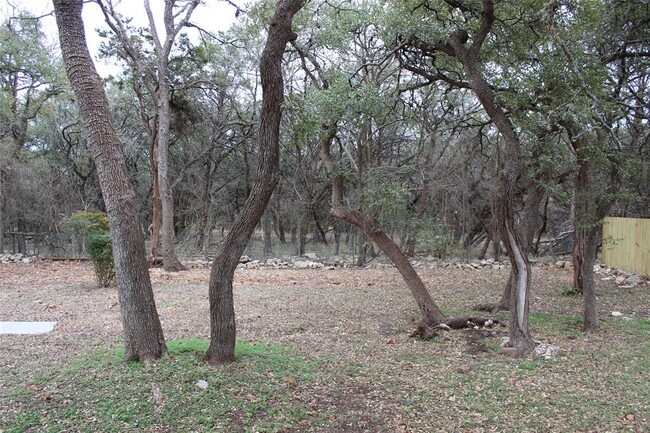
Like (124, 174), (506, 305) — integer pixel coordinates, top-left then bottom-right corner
(61, 211), (110, 237)
(61, 212), (114, 287)
(86, 234), (115, 287)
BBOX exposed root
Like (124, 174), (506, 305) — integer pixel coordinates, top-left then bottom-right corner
(501, 343), (534, 358)
(409, 316), (503, 340)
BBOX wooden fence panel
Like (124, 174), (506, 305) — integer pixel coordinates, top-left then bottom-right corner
(602, 217), (650, 275)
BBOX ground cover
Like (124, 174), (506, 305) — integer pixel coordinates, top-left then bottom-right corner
(1, 261), (648, 432)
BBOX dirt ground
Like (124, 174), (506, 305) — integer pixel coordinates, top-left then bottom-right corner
(1, 260), (649, 432)
(0, 260), (647, 361)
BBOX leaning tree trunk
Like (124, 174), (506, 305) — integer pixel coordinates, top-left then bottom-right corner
(317, 123), (446, 327)
(204, 0), (306, 364)
(333, 208), (446, 324)
(53, 0), (167, 362)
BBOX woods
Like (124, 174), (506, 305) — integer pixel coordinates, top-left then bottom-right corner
(1, 0), (649, 362)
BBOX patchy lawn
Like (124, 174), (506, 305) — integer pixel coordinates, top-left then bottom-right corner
(1, 260), (649, 432)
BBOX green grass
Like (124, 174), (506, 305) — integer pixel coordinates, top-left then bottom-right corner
(0, 339), (319, 433)
(2, 318), (650, 432)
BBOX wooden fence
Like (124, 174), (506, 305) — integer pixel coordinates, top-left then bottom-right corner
(602, 217), (650, 275)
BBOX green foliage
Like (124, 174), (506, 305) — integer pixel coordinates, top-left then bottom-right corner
(61, 211), (110, 238)
(61, 211), (114, 286)
(86, 234), (115, 287)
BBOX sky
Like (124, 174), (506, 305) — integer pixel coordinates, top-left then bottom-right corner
(2, 0), (240, 76)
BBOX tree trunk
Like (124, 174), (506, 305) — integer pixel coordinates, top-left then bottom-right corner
(356, 229), (367, 266)
(478, 180), (546, 313)
(262, 205), (273, 258)
(53, 0), (167, 362)
(156, 69), (185, 271)
(334, 208), (446, 324)
(148, 136), (162, 265)
(571, 146), (601, 333)
(205, 0), (305, 364)
(195, 156), (213, 254)
(317, 123), (446, 326)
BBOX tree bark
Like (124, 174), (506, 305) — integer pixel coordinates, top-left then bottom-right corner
(53, 0), (167, 362)
(478, 179), (546, 313)
(204, 0), (305, 364)
(148, 134), (162, 265)
(334, 208), (446, 324)
(262, 205), (273, 257)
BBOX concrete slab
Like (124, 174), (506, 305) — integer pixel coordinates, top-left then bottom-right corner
(0, 321), (57, 335)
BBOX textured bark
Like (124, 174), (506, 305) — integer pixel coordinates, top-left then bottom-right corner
(148, 136), (162, 264)
(204, 0), (305, 364)
(333, 208), (446, 324)
(53, 0), (167, 362)
(477, 180), (546, 313)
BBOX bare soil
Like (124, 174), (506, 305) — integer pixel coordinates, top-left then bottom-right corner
(1, 260), (649, 432)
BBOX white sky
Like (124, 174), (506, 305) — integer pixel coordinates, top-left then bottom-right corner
(2, 0), (239, 76)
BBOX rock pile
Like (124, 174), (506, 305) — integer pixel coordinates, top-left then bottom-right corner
(594, 263), (648, 288)
(0, 253), (37, 264)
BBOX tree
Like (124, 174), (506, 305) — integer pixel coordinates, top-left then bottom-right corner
(97, 0), (205, 271)
(547, 0), (650, 332)
(399, 0), (537, 354)
(287, 3), (498, 336)
(0, 11), (63, 252)
(204, 0), (306, 364)
(53, 0), (167, 362)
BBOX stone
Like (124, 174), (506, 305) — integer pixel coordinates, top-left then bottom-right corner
(196, 380), (209, 390)
(293, 260), (311, 269)
(615, 276), (626, 285)
(534, 343), (560, 359)
(626, 275), (643, 285)
(611, 311), (624, 317)
(238, 255), (251, 264)
(555, 260), (565, 268)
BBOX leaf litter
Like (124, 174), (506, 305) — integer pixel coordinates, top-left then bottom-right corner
(1, 260), (649, 432)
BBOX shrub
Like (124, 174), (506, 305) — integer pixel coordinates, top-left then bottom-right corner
(86, 234), (115, 287)
(61, 212), (114, 287)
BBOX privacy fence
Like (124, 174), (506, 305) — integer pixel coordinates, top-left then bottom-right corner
(602, 217), (650, 275)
